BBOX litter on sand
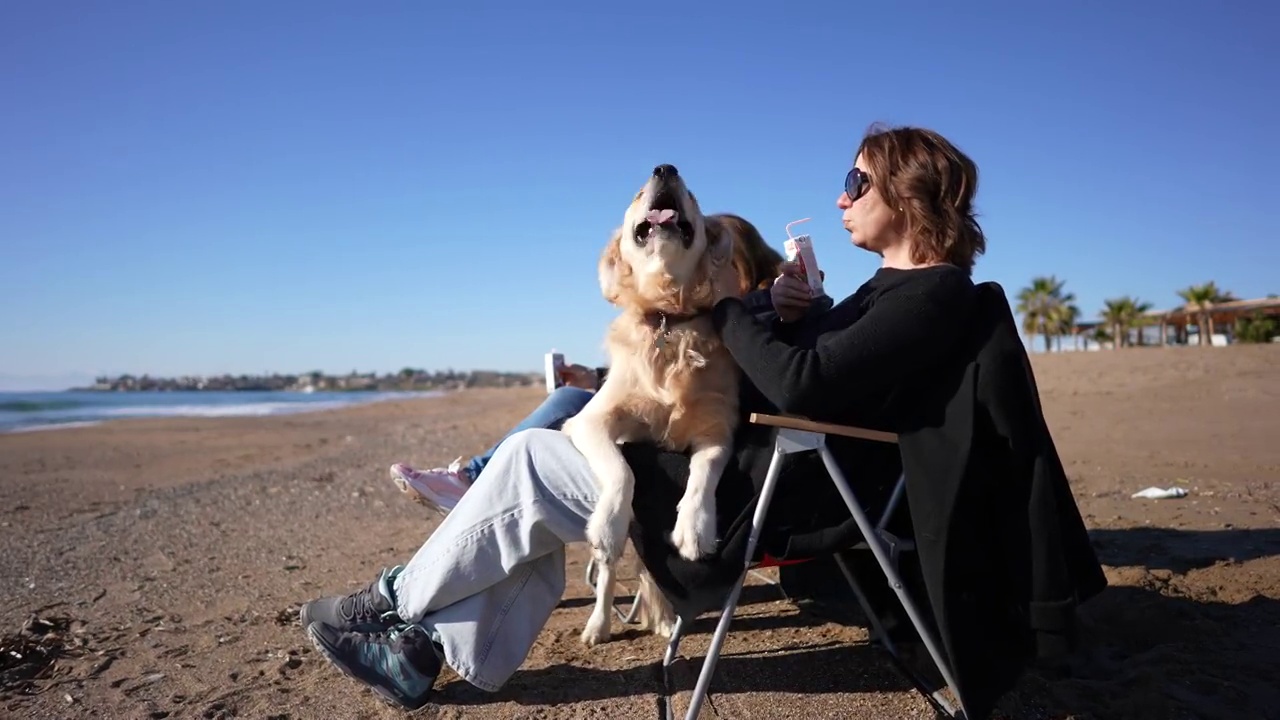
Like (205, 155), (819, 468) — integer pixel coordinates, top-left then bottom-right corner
(1131, 487), (1189, 500)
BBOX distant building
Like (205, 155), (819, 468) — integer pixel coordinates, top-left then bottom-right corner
(1073, 296), (1280, 349)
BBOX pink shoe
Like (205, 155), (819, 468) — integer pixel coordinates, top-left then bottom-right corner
(390, 459), (470, 513)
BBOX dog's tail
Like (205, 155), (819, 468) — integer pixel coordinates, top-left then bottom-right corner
(635, 567), (677, 638)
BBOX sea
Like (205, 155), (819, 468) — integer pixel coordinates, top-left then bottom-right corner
(0, 389), (444, 434)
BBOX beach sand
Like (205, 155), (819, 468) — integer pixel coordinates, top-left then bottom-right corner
(2, 345), (1278, 719)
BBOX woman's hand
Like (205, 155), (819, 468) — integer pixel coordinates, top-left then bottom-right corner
(770, 261), (813, 322)
(558, 364), (597, 390)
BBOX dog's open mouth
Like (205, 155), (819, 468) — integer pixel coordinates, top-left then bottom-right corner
(635, 192), (695, 248)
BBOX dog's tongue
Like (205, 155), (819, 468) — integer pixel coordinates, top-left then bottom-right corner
(646, 208), (678, 225)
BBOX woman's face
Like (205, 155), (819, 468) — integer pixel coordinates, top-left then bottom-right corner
(837, 153), (900, 255)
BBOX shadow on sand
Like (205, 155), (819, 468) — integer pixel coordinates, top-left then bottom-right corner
(449, 528), (1280, 720)
(1003, 527), (1280, 720)
(1088, 526), (1280, 574)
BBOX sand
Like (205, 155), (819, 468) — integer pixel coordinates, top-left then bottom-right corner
(1, 345), (1277, 720)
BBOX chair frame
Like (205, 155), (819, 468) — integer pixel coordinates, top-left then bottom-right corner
(658, 413), (970, 720)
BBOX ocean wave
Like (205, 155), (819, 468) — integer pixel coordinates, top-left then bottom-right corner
(96, 401), (353, 418)
(7, 420), (103, 433)
(0, 390), (445, 433)
(0, 399), (86, 413)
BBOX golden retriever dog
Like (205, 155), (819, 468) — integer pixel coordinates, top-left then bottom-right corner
(560, 164), (743, 647)
(571, 211), (785, 645)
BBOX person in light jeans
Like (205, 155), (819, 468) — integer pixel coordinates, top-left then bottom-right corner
(299, 129), (988, 712)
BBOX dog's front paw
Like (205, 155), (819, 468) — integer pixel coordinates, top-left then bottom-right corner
(670, 505), (716, 561)
(580, 606), (611, 647)
(586, 496), (630, 561)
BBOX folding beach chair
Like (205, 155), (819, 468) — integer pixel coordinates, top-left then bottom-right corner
(660, 412), (969, 720)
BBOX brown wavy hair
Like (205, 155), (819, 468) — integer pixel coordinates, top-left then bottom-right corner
(856, 124), (986, 273)
(709, 213), (786, 293)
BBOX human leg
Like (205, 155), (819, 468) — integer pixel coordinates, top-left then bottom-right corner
(388, 387), (595, 512)
(304, 427), (602, 703)
(393, 426), (602, 690)
(463, 386), (594, 479)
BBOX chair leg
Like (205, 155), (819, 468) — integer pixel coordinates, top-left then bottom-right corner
(656, 616), (687, 720)
(877, 472), (907, 531)
(833, 555), (961, 718)
(683, 443), (788, 720)
(832, 553), (899, 652)
(618, 597), (641, 624)
(663, 615), (686, 669)
(817, 446), (968, 720)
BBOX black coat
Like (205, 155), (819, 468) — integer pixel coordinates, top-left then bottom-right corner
(625, 281), (1106, 720)
(892, 281), (1108, 716)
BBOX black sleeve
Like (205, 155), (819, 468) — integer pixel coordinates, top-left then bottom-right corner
(710, 274), (972, 418)
(739, 288), (776, 318)
(742, 288), (833, 340)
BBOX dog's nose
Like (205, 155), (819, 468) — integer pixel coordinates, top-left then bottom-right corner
(653, 164), (679, 180)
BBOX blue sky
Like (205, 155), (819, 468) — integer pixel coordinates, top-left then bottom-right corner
(2, 1), (1276, 390)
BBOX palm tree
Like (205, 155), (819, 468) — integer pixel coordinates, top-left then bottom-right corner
(1100, 298), (1130, 348)
(1049, 302), (1080, 351)
(1177, 282), (1236, 346)
(1017, 276), (1073, 352)
(1099, 296), (1151, 348)
(1129, 298), (1155, 345)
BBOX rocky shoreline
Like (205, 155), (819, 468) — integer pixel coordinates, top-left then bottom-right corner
(75, 369), (543, 393)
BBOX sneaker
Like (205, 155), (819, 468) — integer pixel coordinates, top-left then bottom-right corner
(307, 620), (442, 711)
(390, 460), (471, 513)
(300, 565), (403, 634)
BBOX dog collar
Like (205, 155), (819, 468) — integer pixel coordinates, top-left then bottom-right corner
(644, 310), (704, 349)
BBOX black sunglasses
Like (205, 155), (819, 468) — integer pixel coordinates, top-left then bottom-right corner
(844, 168), (871, 202)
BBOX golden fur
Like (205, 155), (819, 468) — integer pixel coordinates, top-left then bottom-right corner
(716, 212), (787, 293)
(561, 169), (750, 646)
(596, 223), (737, 444)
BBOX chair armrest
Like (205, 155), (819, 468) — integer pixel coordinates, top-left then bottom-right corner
(748, 412), (898, 444)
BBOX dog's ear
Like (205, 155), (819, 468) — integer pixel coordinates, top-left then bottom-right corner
(705, 215), (735, 266)
(598, 226), (628, 304)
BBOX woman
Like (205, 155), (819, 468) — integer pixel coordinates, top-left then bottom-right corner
(386, 213), (794, 514)
(299, 124), (985, 710)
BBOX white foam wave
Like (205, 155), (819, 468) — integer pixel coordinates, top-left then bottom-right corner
(0, 390), (447, 433)
(97, 401), (353, 418)
(7, 420), (103, 433)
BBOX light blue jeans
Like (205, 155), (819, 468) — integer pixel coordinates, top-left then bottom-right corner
(391, 428), (600, 691)
(464, 386), (594, 480)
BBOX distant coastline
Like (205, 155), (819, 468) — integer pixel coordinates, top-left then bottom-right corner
(0, 387), (450, 434)
(75, 369), (541, 393)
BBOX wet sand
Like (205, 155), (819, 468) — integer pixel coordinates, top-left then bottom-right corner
(2, 344), (1278, 719)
